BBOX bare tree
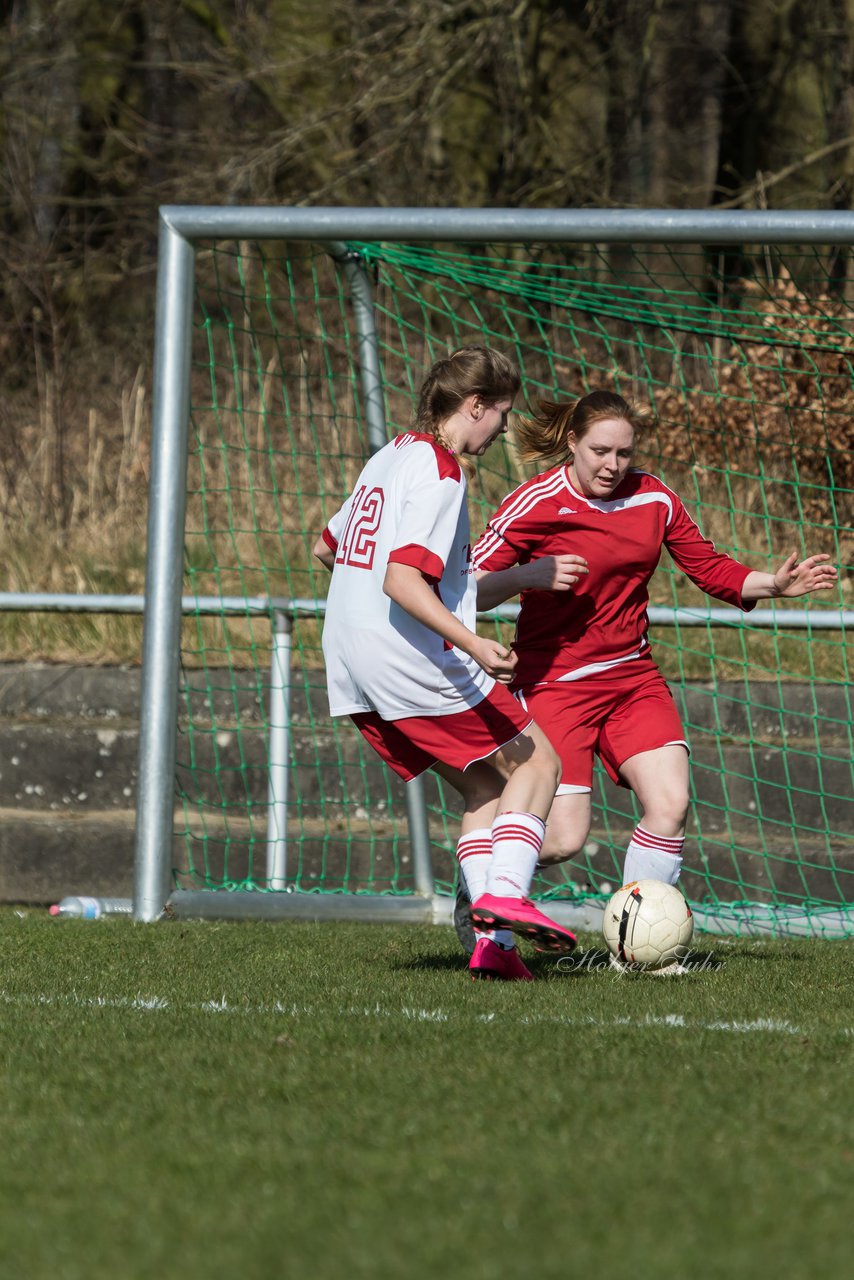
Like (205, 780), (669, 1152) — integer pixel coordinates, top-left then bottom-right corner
(2, 0), (854, 532)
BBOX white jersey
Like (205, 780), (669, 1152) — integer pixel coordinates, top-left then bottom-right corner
(319, 432), (494, 719)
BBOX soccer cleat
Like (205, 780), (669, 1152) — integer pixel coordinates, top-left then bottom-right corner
(469, 936), (534, 981)
(453, 880), (477, 956)
(471, 893), (577, 955)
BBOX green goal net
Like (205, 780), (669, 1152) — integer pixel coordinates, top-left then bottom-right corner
(172, 233), (852, 937)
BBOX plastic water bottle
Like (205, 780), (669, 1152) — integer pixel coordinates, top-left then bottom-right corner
(49, 896), (133, 919)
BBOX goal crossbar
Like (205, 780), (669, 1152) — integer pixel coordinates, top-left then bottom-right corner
(135, 206), (854, 935)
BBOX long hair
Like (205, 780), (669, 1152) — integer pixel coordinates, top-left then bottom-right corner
(513, 390), (649, 466)
(413, 346), (521, 447)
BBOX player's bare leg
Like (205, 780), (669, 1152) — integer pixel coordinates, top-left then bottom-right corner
(438, 730), (577, 960)
(469, 724), (577, 954)
(488, 719), (562, 820)
(619, 744), (689, 885)
(537, 791), (592, 865)
(434, 759), (502, 837)
(449, 779), (593, 956)
(434, 760), (511, 961)
(610, 744), (692, 974)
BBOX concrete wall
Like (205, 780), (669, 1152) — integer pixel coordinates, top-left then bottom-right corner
(0, 663), (850, 906)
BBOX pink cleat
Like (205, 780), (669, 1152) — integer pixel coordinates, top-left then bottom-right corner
(471, 893), (577, 955)
(469, 936), (534, 981)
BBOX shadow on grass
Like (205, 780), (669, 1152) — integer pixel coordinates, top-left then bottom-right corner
(394, 947), (724, 978)
(528, 947), (725, 978)
(393, 953), (476, 974)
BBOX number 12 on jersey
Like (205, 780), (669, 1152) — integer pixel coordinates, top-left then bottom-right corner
(335, 485), (385, 569)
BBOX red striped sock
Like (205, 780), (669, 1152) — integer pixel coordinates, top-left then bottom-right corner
(486, 811), (545, 898)
(456, 828), (492, 902)
(623, 825), (684, 886)
(456, 828), (514, 946)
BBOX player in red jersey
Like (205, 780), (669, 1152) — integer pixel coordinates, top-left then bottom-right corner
(313, 348), (577, 979)
(463, 390), (838, 953)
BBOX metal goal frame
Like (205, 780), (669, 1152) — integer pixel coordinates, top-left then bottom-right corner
(134, 206), (854, 927)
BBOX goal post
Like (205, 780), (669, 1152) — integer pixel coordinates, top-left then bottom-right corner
(134, 207), (853, 938)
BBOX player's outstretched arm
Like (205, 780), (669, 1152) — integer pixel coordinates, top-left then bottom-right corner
(476, 554), (588, 610)
(741, 551), (838, 601)
(384, 562), (517, 682)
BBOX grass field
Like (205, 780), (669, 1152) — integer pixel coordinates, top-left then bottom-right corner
(0, 911), (851, 1280)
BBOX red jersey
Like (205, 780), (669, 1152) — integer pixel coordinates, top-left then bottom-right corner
(473, 466), (753, 686)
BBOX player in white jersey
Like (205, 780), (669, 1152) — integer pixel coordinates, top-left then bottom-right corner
(313, 347), (577, 978)
(456, 390), (838, 968)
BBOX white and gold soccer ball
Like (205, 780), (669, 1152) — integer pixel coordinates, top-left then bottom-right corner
(602, 879), (694, 970)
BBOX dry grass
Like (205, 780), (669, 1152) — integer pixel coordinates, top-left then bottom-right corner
(1, 250), (851, 669)
(1, 371), (850, 674)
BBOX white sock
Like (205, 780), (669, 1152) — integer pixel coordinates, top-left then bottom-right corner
(456, 828), (514, 948)
(486, 811), (545, 899)
(622, 825), (684, 886)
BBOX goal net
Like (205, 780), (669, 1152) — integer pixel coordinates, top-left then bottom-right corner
(137, 210), (852, 937)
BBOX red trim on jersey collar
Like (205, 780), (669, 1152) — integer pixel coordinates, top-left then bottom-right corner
(393, 432), (462, 482)
(561, 466), (649, 509)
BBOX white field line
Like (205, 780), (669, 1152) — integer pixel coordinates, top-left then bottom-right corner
(0, 989), (848, 1038)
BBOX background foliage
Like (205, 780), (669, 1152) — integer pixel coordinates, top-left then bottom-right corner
(1, 0), (853, 647)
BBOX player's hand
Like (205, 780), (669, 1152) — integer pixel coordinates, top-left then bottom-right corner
(471, 637), (518, 683)
(772, 552), (838, 598)
(523, 553), (588, 593)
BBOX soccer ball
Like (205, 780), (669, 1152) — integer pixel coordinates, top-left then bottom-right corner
(602, 879), (694, 970)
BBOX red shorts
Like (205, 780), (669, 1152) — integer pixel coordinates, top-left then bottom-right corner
(351, 684), (533, 782)
(520, 657), (687, 791)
